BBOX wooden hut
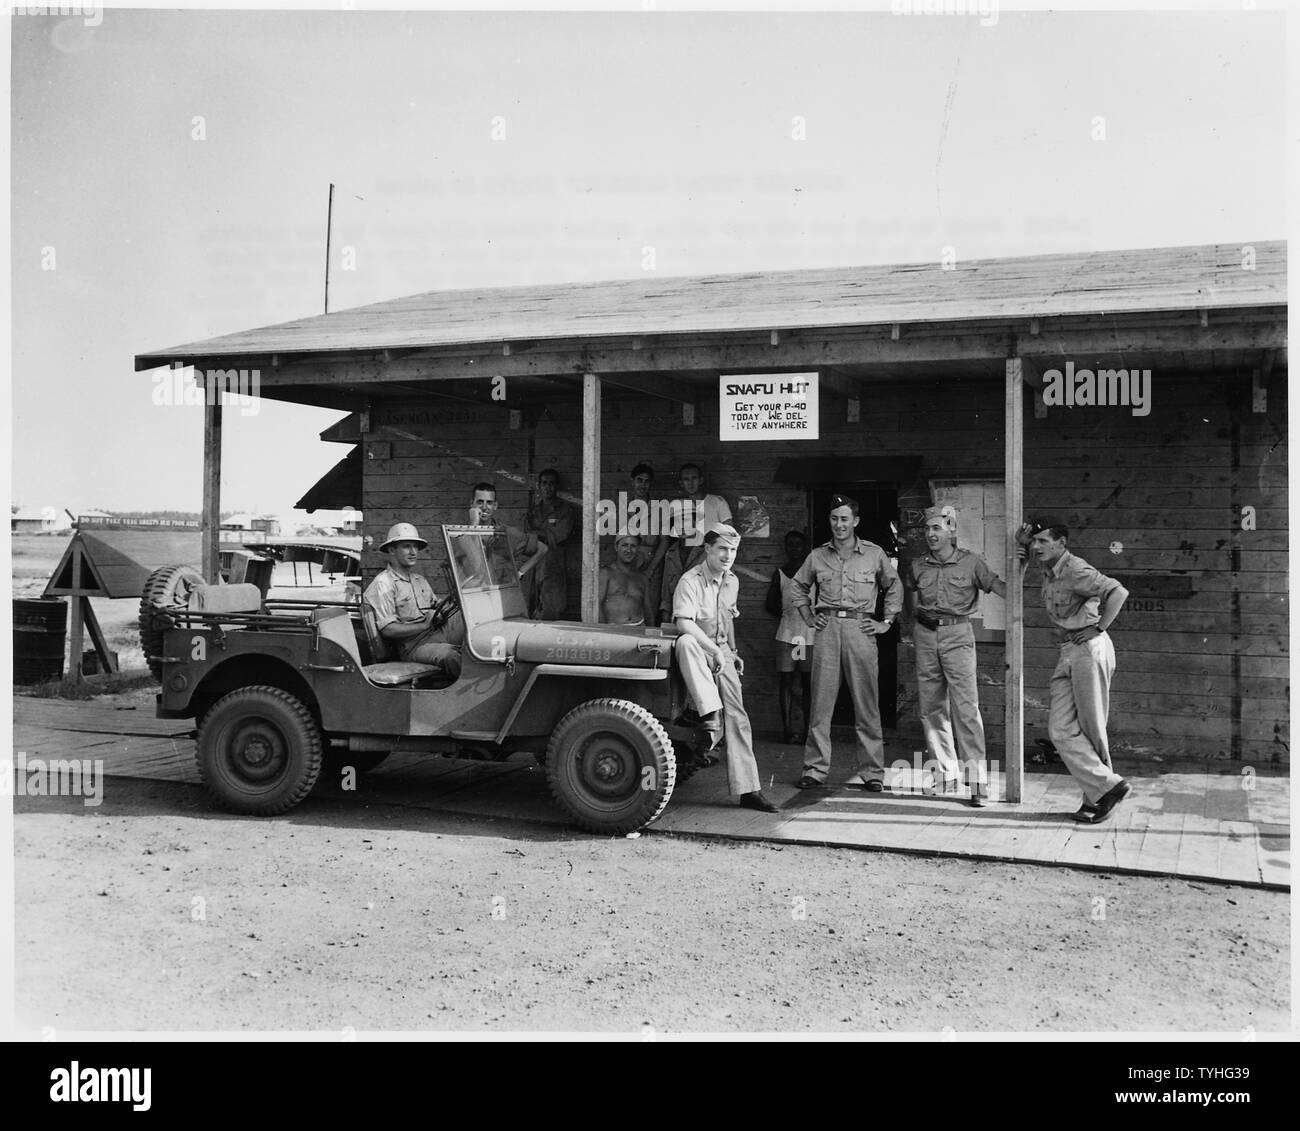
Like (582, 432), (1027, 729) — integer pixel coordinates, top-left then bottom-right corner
(136, 240), (1289, 791)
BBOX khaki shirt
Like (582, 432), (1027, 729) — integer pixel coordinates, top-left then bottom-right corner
(364, 565), (437, 633)
(791, 538), (903, 619)
(489, 521), (540, 563)
(673, 561), (738, 648)
(906, 548), (1000, 617)
(1042, 550), (1121, 631)
(524, 498), (577, 550)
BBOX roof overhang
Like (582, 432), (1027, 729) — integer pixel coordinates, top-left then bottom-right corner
(134, 240), (1287, 413)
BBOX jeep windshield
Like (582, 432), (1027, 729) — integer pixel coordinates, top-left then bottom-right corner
(446, 526), (520, 593)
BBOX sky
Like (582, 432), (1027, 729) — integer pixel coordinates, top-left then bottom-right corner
(7, 2), (1290, 529)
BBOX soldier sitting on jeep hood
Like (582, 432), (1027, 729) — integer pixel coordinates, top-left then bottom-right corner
(364, 523), (463, 677)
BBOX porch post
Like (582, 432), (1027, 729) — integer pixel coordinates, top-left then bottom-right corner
(1004, 358), (1026, 802)
(580, 372), (601, 623)
(202, 393), (223, 584)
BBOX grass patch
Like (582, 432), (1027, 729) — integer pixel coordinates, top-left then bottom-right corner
(16, 670), (157, 700)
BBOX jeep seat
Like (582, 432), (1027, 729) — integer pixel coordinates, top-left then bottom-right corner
(186, 583), (265, 614)
(359, 602), (443, 687)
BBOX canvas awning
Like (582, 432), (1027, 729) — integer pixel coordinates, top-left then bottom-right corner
(296, 447), (362, 512)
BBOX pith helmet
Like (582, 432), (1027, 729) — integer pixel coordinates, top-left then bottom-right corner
(379, 522), (428, 552)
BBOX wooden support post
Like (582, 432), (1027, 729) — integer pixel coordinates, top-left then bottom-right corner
(68, 547), (85, 682)
(202, 396), (223, 584)
(82, 599), (118, 673)
(580, 372), (602, 624)
(1004, 358), (1027, 803)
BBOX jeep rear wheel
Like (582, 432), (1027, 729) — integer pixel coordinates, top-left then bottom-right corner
(197, 685), (322, 815)
(545, 698), (676, 835)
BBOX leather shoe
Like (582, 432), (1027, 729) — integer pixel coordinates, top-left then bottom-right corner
(739, 791), (780, 813)
(865, 780), (884, 793)
(1094, 779), (1132, 818)
(968, 791), (987, 808)
(795, 775), (823, 789)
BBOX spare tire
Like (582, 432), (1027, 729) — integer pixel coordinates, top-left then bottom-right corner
(139, 563), (204, 679)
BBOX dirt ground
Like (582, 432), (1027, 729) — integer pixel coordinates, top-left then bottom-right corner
(13, 776), (1289, 1035)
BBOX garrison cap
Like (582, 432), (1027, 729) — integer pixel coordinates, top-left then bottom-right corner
(1028, 515), (1069, 536)
(614, 531), (641, 547)
(828, 493), (858, 512)
(706, 522), (741, 548)
(924, 504), (958, 530)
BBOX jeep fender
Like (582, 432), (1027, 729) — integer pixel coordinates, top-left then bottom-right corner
(493, 664), (670, 745)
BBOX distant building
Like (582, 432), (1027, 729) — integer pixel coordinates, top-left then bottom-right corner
(12, 506), (72, 534)
(221, 513), (281, 541)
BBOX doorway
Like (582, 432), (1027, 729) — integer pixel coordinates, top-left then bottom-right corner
(808, 484), (900, 728)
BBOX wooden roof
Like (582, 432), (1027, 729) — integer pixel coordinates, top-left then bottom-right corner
(136, 240), (1286, 369)
(45, 530), (204, 598)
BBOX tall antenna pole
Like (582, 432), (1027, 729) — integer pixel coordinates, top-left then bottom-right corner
(324, 182), (335, 313)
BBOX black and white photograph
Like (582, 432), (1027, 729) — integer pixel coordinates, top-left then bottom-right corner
(4, 0), (1292, 1062)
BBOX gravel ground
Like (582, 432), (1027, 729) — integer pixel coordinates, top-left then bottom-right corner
(14, 778), (1289, 1035)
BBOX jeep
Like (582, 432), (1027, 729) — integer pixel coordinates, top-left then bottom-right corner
(144, 525), (702, 834)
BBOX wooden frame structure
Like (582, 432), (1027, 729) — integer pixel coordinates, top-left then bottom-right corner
(138, 241), (1288, 794)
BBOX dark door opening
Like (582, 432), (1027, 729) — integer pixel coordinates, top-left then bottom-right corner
(809, 484), (900, 729)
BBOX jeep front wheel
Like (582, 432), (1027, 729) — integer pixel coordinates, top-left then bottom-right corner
(545, 698), (676, 835)
(197, 685), (322, 815)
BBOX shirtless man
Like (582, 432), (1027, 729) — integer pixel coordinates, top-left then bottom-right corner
(599, 533), (654, 625)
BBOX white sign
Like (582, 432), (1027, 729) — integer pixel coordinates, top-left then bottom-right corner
(718, 372), (819, 441)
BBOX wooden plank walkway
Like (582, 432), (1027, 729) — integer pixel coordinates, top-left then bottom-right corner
(11, 695), (1288, 889)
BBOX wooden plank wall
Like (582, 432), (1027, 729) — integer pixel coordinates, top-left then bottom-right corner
(360, 369), (1288, 765)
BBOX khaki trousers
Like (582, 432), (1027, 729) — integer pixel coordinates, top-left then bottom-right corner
(914, 621), (987, 787)
(526, 550), (568, 620)
(802, 615), (883, 783)
(1049, 634), (1123, 805)
(676, 635), (762, 796)
(401, 633), (462, 678)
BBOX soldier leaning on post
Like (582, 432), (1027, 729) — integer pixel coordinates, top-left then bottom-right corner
(673, 523), (779, 813)
(1016, 515), (1132, 823)
(363, 523), (462, 678)
(523, 468), (576, 620)
(905, 504), (1007, 808)
(628, 462), (666, 614)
